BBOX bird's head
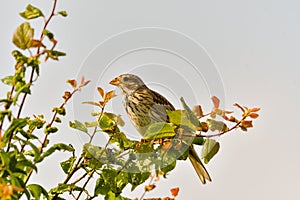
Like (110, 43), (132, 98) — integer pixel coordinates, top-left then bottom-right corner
(109, 74), (146, 96)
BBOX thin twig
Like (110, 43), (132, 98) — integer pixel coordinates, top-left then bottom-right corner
(181, 114), (249, 139)
(24, 87), (79, 185)
(71, 172), (88, 185)
(139, 174), (156, 200)
(75, 170), (96, 200)
(89, 106), (105, 143)
(197, 114), (248, 138)
(6, 0), (58, 153)
(75, 136), (112, 200)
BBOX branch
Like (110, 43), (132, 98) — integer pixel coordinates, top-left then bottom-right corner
(198, 114), (248, 138)
(6, 0), (59, 153)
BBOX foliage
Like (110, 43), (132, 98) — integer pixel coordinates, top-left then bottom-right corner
(0, 1), (260, 200)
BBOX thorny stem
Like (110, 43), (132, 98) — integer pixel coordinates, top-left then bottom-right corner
(6, 0), (58, 153)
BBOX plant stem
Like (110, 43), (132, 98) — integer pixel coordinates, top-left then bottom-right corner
(6, 0), (58, 153)
(76, 170), (95, 200)
(198, 114), (248, 138)
(24, 87), (78, 186)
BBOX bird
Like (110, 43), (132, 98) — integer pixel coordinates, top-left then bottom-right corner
(109, 73), (211, 184)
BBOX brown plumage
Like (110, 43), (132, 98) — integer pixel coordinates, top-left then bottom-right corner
(110, 74), (211, 184)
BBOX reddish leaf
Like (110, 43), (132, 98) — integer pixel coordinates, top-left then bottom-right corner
(66, 79), (77, 88)
(211, 96), (220, 108)
(170, 187), (179, 197)
(200, 122), (208, 132)
(241, 120), (253, 128)
(82, 101), (101, 107)
(83, 80), (90, 87)
(162, 141), (172, 153)
(80, 76), (90, 87)
(228, 116), (238, 123)
(31, 39), (45, 48)
(193, 105), (204, 118)
(62, 91), (71, 100)
(97, 87), (104, 98)
(99, 101), (105, 107)
(104, 90), (116, 102)
(234, 103), (245, 112)
(145, 184), (156, 192)
(249, 113), (259, 119)
(81, 76), (85, 85)
(250, 107), (261, 112)
(51, 38), (57, 45)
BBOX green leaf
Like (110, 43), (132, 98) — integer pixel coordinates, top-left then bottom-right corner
(159, 151), (177, 176)
(45, 50), (66, 61)
(49, 184), (82, 195)
(54, 117), (62, 123)
(0, 151), (11, 168)
(94, 176), (110, 196)
(180, 97), (201, 128)
(60, 156), (76, 174)
(170, 139), (190, 160)
(58, 10), (68, 17)
(18, 129), (38, 140)
(20, 4), (44, 20)
(16, 158), (37, 172)
(100, 169), (128, 195)
(44, 126), (58, 134)
(27, 56), (41, 76)
(12, 50), (28, 68)
(12, 83), (31, 104)
(128, 171), (150, 191)
(99, 112), (119, 133)
(1, 76), (14, 85)
(28, 115), (45, 131)
(192, 136), (205, 146)
(110, 132), (135, 150)
(52, 107), (66, 116)
(13, 22), (34, 50)
(27, 141), (41, 162)
(38, 143), (74, 163)
(105, 191), (131, 200)
(143, 122), (176, 140)
(69, 120), (88, 134)
(27, 184), (48, 199)
(3, 118), (28, 145)
(82, 144), (105, 169)
(206, 119), (228, 132)
(202, 139), (220, 164)
(167, 110), (197, 131)
(43, 29), (54, 40)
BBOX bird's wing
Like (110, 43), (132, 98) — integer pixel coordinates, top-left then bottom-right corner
(150, 89), (175, 111)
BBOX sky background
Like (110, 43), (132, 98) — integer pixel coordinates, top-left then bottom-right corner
(1, 0), (300, 199)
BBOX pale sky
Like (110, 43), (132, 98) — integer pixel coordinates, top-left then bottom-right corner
(1, 1), (300, 199)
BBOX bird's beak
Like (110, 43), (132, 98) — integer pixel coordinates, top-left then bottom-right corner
(109, 77), (120, 86)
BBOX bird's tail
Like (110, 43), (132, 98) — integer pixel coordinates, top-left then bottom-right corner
(188, 145), (212, 184)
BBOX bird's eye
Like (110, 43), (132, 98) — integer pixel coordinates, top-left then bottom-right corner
(123, 77), (129, 82)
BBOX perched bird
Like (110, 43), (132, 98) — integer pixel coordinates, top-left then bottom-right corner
(110, 74), (211, 184)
